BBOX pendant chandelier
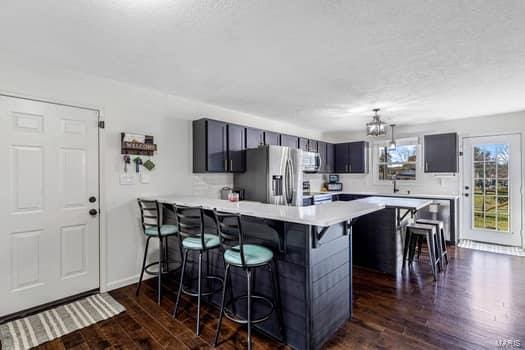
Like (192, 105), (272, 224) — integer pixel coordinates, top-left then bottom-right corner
(366, 108), (386, 136)
(389, 124), (397, 149)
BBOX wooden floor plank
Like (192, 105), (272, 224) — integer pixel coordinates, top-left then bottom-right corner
(27, 246), (525, 350)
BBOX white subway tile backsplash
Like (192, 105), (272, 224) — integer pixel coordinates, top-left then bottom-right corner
(192, 174), (233, 198)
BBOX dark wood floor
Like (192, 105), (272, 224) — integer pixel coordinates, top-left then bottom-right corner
(34, 246), (525, 350)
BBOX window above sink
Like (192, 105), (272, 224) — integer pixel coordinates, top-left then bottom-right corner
(374, 138), (420, 182)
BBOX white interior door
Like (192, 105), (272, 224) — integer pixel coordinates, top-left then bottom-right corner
(462, 134), (522, 246)
(0, 96), (100, 317)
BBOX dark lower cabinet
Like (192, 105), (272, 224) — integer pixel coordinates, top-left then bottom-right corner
(246, 127), (264, 149)
(281, 134), (299, 148)
(227, 124), (246, 172)
(334, 141), (369, 173)
(302, 197), (313, 206)
(264, 131), (281, 146)
(424, 133), (458, 173)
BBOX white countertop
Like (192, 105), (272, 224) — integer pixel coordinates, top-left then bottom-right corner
(148, 195), (386, 227)
(308, 191), (459, 200)
(355, 196), (433, 211)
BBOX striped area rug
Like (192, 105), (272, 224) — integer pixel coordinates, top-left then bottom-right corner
(458, 239), (525, 257)
(0, 293), (125, 350)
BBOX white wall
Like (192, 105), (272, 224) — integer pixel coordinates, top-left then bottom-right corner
(323, 112), (525, 247)
(0, 56), (322, 291)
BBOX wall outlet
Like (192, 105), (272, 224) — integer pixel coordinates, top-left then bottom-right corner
(140, 173), (151, 184)
(120, 173), (136, 185)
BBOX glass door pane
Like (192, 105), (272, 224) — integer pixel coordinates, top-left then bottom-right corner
(472, 144), (510, 232)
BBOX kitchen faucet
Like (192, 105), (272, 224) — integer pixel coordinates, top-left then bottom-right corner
(392, 175), (400, 193)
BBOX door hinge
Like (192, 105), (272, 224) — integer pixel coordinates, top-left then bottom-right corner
(98, 121), (105, 129)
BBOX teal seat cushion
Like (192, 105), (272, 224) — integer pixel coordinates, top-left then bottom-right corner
(224, 244), (273, 266)
(182, 234), (220, 250)
(145, 224), (178, 236)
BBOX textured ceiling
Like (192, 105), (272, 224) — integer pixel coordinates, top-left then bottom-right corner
(1, 0), (525, 132)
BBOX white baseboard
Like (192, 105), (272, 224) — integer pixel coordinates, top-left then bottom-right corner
(105, 274), (154, 292)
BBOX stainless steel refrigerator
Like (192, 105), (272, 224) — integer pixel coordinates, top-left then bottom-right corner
(234, 145), (304, 206)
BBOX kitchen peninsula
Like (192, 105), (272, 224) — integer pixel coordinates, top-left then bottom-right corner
(148, 195), (431, 349)
(152, 195), (383, 349)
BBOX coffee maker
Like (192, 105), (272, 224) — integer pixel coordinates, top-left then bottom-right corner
(326, 174), (343, 192)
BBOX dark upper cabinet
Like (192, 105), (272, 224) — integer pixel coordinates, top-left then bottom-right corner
(299, 138), (318, 152)
(424, 133), (458, 173)
(325, 143), (335, 173)
(318, 141), (334, 173)
(334, 141), (369, 173)
(299, 138), (309, 151)
(334, 143), (349, 173)
(318, 141), (327, 172)
(227, 124), (246, 172)
(308, 139), (318, 153)
(264, 131), (281, 146)
(193, 119), (228, 172)
(281, 134), (299, 148)
(193, 119), (246, 173)
(246, 127), (264, 149)
(348, 141), (368, 173)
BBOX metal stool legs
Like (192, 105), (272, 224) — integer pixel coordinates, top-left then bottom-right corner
(174, 249), (222, 336)
(439, 226), (449, 266)
(214, 264), (230, 347)
(425, 232), (437, 280)
(173, 249), (189, 323)
(214, 260), (284, 349)
(157, 237), (163, 304)
(416, 219), (449, 269)
(246, 269), (253, 349)
(136, 237), (151, 298)
(196, 251), (203, 335)
(136, 236), (172, 304)
(404, 226), (440, 281)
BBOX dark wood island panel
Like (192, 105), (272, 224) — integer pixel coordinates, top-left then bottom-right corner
(163, 208), (353, 350)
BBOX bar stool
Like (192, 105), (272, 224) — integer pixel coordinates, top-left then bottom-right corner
(213, 210), (284, 350)
(404, 223), (440, 281)
(136, 199), (180, 304)
(416, 218), (449, 269)
(173, 205), (223, 336)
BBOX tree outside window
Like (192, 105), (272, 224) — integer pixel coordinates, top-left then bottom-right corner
(378, 144), (417, 181)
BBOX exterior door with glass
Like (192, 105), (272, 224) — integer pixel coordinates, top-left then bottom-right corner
(462, 134), (522, 246)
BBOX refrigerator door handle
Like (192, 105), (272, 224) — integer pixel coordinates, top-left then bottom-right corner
(285, 159), (294, 205)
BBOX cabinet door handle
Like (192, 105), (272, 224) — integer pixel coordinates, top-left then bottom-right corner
(425, 161), (428, 172)
(224, 159), (228, 171)
(230, 159), (233, 171)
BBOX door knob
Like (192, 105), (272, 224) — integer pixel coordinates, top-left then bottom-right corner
(464, 193), (469, 197)
(89, 196), (97, 203)
(89, 209), (98, 216)
(464, 186), (470, 190)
